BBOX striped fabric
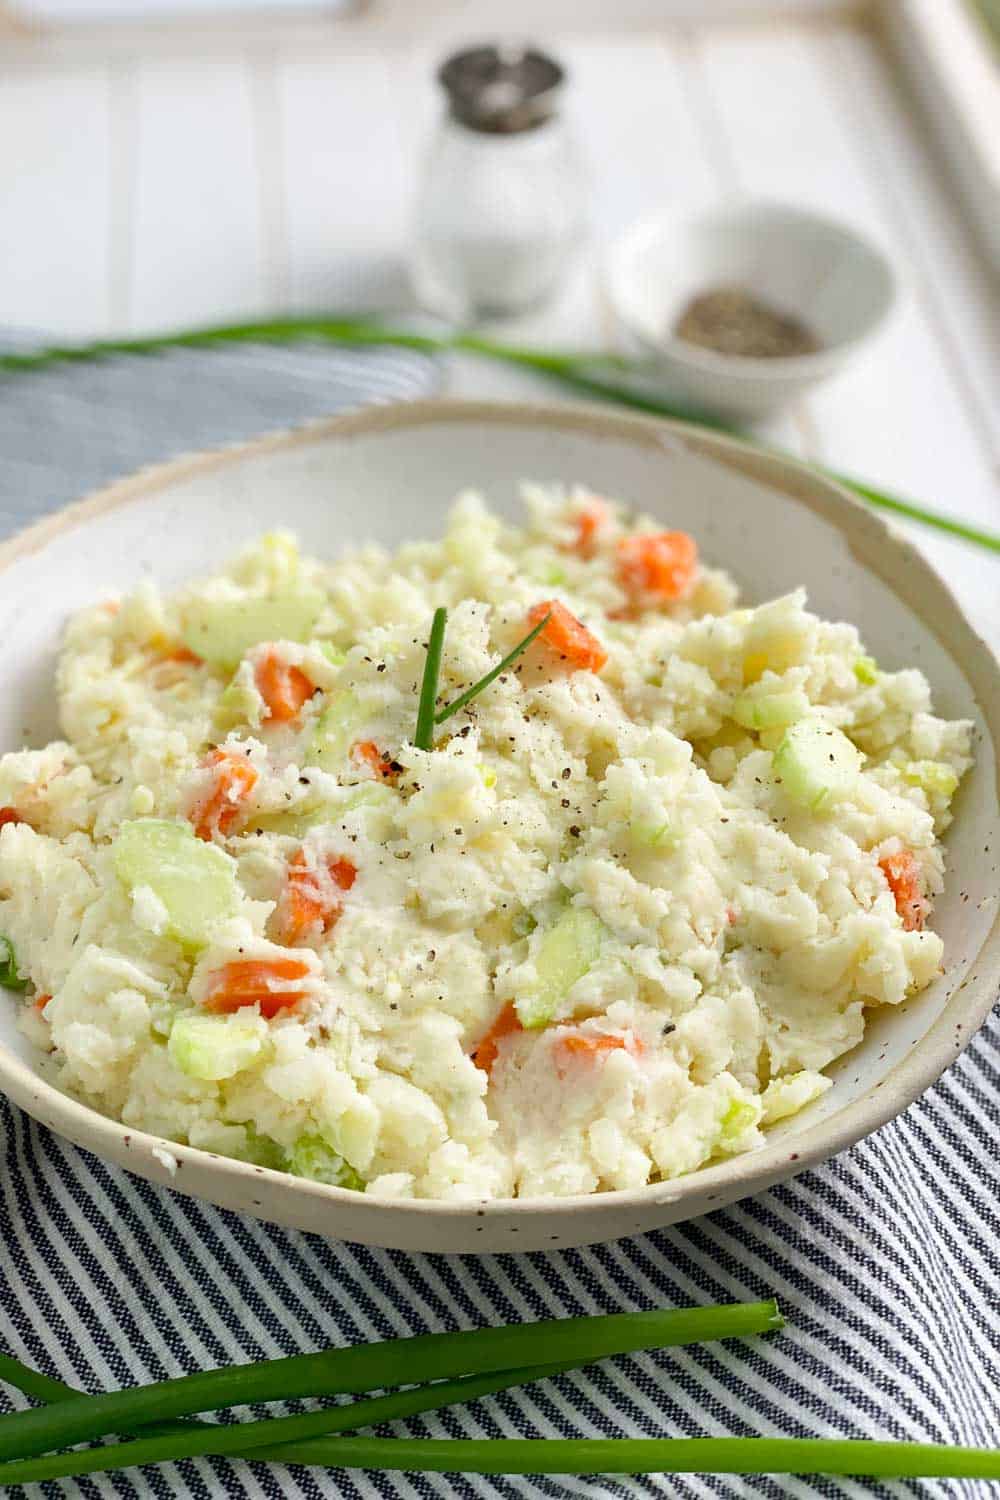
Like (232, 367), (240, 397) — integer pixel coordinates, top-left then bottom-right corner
(2, 1012), (998, 1500)
(0, 340), (442, 537)
(1, 349), (998, 1498)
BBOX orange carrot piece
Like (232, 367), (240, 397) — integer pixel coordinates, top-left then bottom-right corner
(617, 531), (698, 603)
(0, 807), (24, 829)
(255, 652), (316, 724)
(528, 600), (608, 674)
(879, 850), (930, 932)
(554, 1032), (642, 1064)
(566, 500), (609, 556)
(281, 850), (357, 945)
(471, 1000), (523, 1077)
(350, 740), (401, 783)
(189, 749), (258, 841)
(34, 993), (51, 1013)
(162, 645), (203, 666)
(203, 956), (312, 1019)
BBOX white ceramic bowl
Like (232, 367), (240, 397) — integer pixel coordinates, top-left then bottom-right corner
(1, 401), (997, 1253)
(605, 202), (896, 420)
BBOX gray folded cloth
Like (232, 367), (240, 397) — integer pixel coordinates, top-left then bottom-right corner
(0, 340), (441, 539)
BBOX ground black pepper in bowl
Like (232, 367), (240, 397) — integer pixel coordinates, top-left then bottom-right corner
(673, 285), (822, 359)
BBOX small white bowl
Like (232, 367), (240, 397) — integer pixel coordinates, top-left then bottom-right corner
(605, 202), (896, 421)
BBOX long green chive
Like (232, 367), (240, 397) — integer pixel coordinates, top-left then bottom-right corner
(3, 1350), (998, 1486)
(0, 1301), (781, 1463)
(0, 1356), (70, 1405)
(414, 606), (447, 751)
(168, 1435), (1000, 1479)
(0, 1362), (578, 1485)
(2, 317), (997, 555)
(435, 612), (551, 726)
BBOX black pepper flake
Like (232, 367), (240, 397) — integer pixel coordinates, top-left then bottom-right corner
(569, 825), (581, 838)
(561, 799), (570, 808)
(661, 1022), (677, 1036)
(376, 663), (386, 673)
(561, 768), (571, 780)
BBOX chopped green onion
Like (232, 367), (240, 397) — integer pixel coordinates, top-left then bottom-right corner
(414, 606), (447, 751)
(0, 936), (29, 992)
(435, 612), (551, 726)
(0, 1301), (781, 1463)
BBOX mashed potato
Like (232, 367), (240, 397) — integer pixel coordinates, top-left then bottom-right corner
(0, 486), (972, 1200)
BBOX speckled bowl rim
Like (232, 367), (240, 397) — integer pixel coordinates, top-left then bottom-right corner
(0, 397), (997, 1228)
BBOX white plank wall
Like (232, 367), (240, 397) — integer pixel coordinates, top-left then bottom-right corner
(278, 52), (411, 311)
(0, 68), (114, 336)
(0, 15), (996, 634)
(129, 59), (268, 329)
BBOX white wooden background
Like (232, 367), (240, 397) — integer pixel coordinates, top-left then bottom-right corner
(1, 7), (997, 641)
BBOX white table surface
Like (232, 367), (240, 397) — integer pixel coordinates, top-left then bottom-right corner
(1, 4), (997, 643)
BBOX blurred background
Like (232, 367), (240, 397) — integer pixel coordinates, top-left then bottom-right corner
(0, 0), (997, 634)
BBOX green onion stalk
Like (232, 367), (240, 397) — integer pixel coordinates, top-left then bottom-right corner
(0, 1302), (780, 1463)
(3, 1339), (1000, 1485)
(2, 316), (997, 556)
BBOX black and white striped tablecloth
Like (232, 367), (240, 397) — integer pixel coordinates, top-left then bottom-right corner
(0, 347), (997, 1499)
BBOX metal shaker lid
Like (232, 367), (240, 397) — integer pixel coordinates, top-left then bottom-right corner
(437, 44), (566, 134)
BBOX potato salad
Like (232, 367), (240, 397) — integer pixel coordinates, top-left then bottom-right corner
(0, 487), (972, 1200)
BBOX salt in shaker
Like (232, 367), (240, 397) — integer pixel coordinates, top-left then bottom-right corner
(412, 43), (587, 320)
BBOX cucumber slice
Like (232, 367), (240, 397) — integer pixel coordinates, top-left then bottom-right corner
(516, 905), (606, 1030)
(113, 819), (239, 948)
(214, 673), (263, 733)
(249, 784), (395, 838)
(853, 654), (879, 685)
(773, 717), (863, 812)
(719, 1094), (761, 1146)
(630, 818), (675, 849)
(0, 935), (29, 992)
(315, 641), (347, 667)
(902, 759), (959, 800)
(306, 690), (363, 773)
(181, 589), (325, 669)
(286, 1133), (364, 1190)
(168, 1011), (265, 1081)
(731, 689), (808, 732)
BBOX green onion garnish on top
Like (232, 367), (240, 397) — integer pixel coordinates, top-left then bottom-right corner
(414, 608), (551, 750)
(435, 611), (551, 727)
(414, 606), (448, 751)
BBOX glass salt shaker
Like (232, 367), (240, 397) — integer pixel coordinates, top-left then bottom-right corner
(412, 43), (587, 320)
